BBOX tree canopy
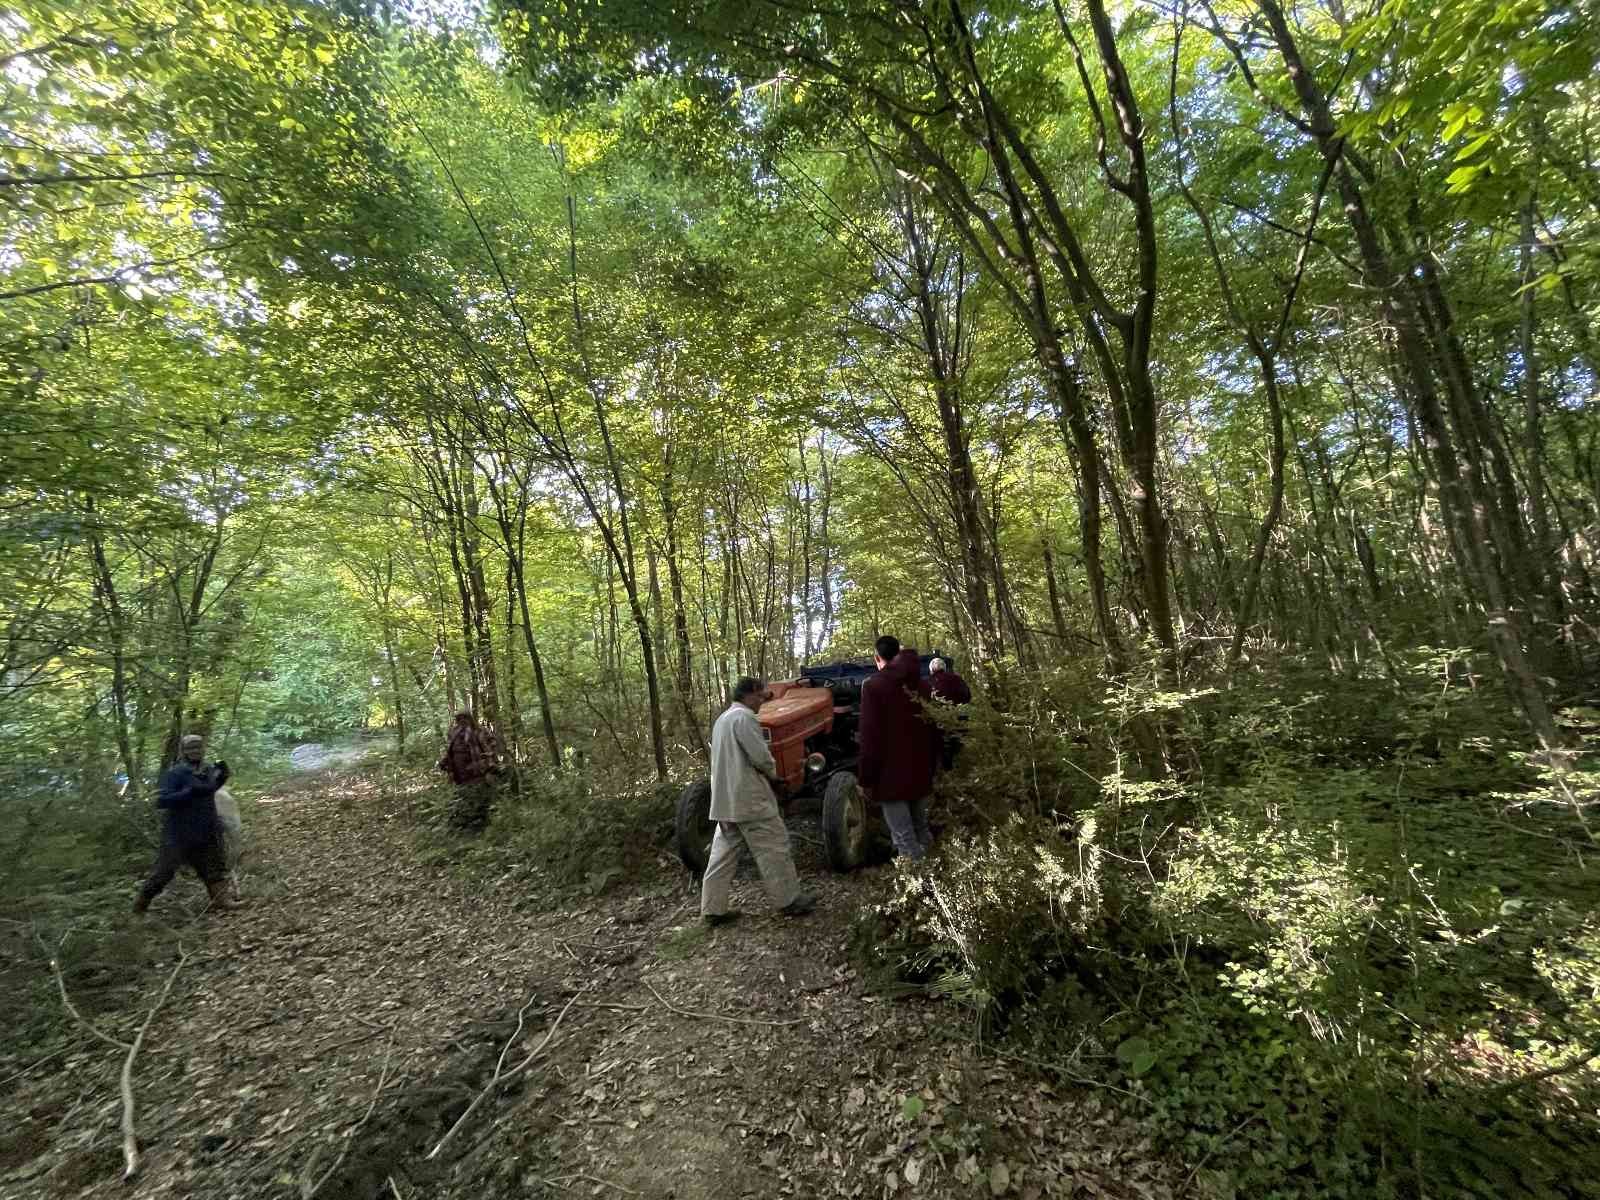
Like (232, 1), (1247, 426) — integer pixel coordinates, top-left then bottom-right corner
(3, 1), (1598, 1193)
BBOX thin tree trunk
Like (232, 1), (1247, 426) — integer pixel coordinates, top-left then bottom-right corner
(1041, 533), (1071, 650)
(797, 434), (815, 662)
(1248, 0), (1561, 748)
(660, 439), (707, 757)
(85, 502), (138, 800)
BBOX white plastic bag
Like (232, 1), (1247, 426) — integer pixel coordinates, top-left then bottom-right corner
(214, 786), (243, 867)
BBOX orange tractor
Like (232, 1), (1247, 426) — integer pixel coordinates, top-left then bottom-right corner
(673, 655), (942, 875)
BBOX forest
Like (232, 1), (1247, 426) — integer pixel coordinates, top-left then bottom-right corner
(2, 0), (1598, 1196)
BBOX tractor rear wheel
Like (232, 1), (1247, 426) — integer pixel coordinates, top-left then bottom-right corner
(822, 771), (867, 872)
(675, 779), (715, 875)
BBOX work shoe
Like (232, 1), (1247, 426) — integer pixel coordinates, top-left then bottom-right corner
(779, 893), (818, 918)
(205, 881), (233, 912)
(132, 894), (151, 916)
(704, 911), (742, 928)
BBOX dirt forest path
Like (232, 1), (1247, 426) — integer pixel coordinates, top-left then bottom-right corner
(5, 766), (1176, 1200)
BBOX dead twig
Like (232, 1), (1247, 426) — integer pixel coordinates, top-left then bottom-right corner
(503, 985), (587, 1078)
(989, 1048), (1152, 1107)
(541, 1173), (640, 1195)
(0, 1036), (88, 1089)
(46, 947), (129, 1053)
(311, 1026), (393, 1058)
(427, 986), (587, 1161)
(303, 1028), (399, 1199)
(48, 939), (192, 1181)
(571, 1000), (649, 1013)
(643, 979), (801, 1027)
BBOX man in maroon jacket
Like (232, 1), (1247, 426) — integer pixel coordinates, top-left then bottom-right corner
(437, 710), (499, 830)
(858, 635), (940, 860)
(929, 657), (972, 769)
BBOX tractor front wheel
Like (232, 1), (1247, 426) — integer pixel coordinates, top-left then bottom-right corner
(675, 779), (714, 875)
(822, 771), (867, 872)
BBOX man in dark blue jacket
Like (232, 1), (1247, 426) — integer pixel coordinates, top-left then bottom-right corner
(133, 733), (232, 913)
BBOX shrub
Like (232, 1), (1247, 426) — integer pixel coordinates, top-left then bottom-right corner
(933, 662), (1108, 825)
(855, 813), (1108, 1021)
(400, 762), (677, 905)
(859, 651), (1600, 1199)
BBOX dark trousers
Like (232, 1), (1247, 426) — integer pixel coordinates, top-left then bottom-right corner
(139, 833), (225, 904)
(941, 734), (963, 771)
(450, 775), (497, 831)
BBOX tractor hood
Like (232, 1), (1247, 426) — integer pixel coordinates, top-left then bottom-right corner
(757, 685), (834, 731)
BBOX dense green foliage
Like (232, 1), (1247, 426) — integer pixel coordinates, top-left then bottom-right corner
(859, 663), (1600, 1197)
(4, 0), (1598, 1195)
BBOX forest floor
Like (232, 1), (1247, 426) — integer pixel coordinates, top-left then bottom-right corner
(2, 763), (1177, 1200)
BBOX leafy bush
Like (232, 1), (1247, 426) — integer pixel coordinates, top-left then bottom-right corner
(400, 762), (677, 905)
(853, 812), (1110, 1023)
(859, 652), (1600, 1199)
(932, 662), (1108, 824)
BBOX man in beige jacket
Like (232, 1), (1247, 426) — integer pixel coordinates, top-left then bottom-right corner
(701, 677), (818, 926)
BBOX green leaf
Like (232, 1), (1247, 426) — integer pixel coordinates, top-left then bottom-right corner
(901, 1095), (925, 1120)
(1116, 1035), (1151, 1065)
(1454, 133), (1493, 161)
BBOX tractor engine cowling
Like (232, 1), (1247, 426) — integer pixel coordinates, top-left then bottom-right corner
(757, 685), (835, 794)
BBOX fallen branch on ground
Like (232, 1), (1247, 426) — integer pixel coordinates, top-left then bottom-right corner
(502, 985), (587, 1079)
(989, 1048), (1151, 1107)
(48, 942), (193, 1181)
(427, 985), (587, 1161)
(0, 1037), (90, 1090)
(303, 1027), (399, 1199)
(542, 1172), (640, 1194)
(643, 979), (802, 1027)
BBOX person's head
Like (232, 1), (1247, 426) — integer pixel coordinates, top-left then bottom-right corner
(180, 733), (203, 763)
(731, 676), (771, 711)
(874, 635), (901, 669)
(929, 657), (947, 675)
(454, 710), (474, 726)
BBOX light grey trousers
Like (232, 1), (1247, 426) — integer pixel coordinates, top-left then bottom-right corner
(700, 814), (803, 915)
(881, 796), (932, 860)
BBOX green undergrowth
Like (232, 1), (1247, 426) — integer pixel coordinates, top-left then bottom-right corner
(854, 651), (1600, 1199)
(395, 756), (678, 906)
(0, 770), (273, 1082)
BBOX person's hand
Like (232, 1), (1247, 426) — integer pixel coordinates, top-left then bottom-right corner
(213, 760), (231, 786)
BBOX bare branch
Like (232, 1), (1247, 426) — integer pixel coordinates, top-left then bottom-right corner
(427, 986), (587, 1161)
(303, 1027), (400, 1199)
(643, 979), (802, 1027)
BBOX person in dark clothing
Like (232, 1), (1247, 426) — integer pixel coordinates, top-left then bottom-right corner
(134, 733), (231, 913)
(436, 710), (499, 830)
(858, 635), (940, 860)
(929, 657), (973, 769)
(928, 658), (972, 705)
